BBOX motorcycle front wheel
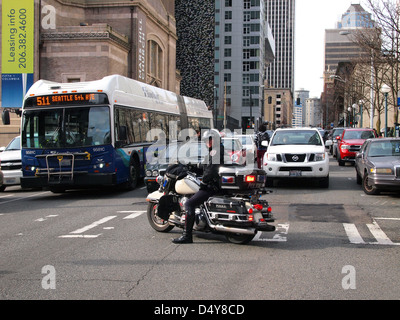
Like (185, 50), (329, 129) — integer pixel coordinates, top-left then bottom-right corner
(225, 233), (255, 245)
(147, 202), (175, 233)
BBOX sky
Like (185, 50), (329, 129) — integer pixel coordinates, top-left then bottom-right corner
(295, 0), (360, 97)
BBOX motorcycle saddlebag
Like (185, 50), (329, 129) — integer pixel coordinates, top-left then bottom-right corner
(218, 166), (266, 193)
(156, 195), (180, 220)
(205, 197), (247, 215)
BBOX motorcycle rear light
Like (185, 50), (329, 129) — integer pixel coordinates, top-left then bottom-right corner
(245, 175), (256, 182)
(248, 208), (254, 214)
(267, 207), (272, 213)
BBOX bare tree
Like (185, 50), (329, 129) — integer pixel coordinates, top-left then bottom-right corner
(351, 0), (400, 132)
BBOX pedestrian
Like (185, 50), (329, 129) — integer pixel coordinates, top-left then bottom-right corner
(255, 123), (270, 169)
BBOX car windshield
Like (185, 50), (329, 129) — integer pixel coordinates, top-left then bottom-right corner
(368, 140), (400, 157)
(270, 130), (322, 146)
(343, 130), (375, 140)
(5, 137), (21, 151)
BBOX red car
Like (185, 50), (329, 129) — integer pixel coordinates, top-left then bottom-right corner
(337, 128), (377, 166)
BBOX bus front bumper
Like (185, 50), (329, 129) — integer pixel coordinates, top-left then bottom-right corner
(21, 173), (117, 189)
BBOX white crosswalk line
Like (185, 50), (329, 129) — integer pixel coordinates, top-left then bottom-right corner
(343, 221), (400, 246)
(343, 223), (365, 244)
(366, 221), (394, 245)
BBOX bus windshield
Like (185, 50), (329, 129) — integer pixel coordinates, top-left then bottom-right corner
(22, 106), (111, 149)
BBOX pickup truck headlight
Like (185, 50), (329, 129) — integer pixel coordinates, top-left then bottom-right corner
(315, 153), (325, 161)
(266, 153), (278, 161)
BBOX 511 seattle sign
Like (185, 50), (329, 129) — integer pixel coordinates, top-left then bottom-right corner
(1, 0), (34, 109)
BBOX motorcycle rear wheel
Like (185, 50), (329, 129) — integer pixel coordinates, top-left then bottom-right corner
(225, 233), (255, 245)
(147, 203), (175, 233)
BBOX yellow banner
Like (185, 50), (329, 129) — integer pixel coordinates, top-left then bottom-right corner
(2, 0), (34, 73)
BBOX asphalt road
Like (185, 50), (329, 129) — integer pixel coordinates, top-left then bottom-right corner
(0, 156), (399, 301)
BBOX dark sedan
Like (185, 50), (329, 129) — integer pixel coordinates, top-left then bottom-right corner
(355, 138), (400, 195)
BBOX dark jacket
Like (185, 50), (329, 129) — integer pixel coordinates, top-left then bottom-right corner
(201, 143), (225, 191)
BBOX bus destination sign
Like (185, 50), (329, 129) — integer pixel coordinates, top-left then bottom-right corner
(25, 93), (109, 108)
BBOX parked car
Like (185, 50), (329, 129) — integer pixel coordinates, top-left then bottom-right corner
(0, 136), (22, 191)
(262, 128), (331, 188)
(337, 128), (377, 166)
(144, 141), (207, 193)
(355, 138), (400, 195)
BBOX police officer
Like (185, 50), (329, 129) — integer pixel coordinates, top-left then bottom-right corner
(172, 129), (225, 244)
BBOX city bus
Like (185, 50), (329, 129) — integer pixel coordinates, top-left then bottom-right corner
(20, 75), (213, 192)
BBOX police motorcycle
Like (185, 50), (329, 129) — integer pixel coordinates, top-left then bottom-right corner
(146, 162), (275, 245)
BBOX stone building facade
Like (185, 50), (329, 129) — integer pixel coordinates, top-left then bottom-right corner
(0, 0), (178, 146)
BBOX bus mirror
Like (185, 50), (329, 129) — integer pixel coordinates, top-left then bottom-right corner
(2, 110), (10, 125)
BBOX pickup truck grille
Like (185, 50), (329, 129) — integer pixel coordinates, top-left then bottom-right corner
(0, 160), (22, 171)
(284, 154), (307, 163)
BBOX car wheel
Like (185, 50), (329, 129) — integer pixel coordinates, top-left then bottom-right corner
(362, 173), (380, 195)
(0, 185), (6, 192)
(338, 155), (345, 166)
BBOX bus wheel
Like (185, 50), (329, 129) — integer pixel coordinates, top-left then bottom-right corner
(127, 157), (140, 190)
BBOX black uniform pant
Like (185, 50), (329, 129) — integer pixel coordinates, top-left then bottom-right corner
(184, 189), (215, 232)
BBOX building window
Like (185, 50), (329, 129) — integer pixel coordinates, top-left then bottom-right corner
(148, 40), (163, 87)
(225, 11), (232, 20)
(224, 61), (231, 70)
(224, 36), (232, 45)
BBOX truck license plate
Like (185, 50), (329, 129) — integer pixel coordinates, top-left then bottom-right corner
(289, 170), (302, 177)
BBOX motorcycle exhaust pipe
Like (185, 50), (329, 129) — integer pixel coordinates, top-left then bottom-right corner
(213, 225), (256, 235)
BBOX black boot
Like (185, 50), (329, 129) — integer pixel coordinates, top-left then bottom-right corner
(172, 213), (195, 244)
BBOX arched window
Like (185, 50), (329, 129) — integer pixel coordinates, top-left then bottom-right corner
(147, 40), (163, 87)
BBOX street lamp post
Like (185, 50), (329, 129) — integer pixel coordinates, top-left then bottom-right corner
(381, 84), (390, 137)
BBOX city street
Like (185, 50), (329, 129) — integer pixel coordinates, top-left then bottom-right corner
(0, 156), (399, 301)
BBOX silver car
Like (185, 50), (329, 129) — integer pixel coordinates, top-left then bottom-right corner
(355, 138), (400, 195)
(0, 136), (22, 191)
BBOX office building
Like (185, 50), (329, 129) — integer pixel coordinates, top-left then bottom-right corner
(324, 3), (375, 74)
(265, 0), (295, 92)
(214, 0), (275, 130)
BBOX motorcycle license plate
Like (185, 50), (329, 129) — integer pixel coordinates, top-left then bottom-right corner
(289, 170), (302, 177)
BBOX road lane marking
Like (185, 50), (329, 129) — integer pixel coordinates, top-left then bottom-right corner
(121, 211), (146, 219)
(59, 216), (117, 238)
(343, 221), (400, 246)
(253, 223), (289, 242)
(35, 215), (59, 222)
(0, 191), (51, 205)
(343, 223), (365, 244)
(366, 221), (394, 245)
(69, 216), (117, 234)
